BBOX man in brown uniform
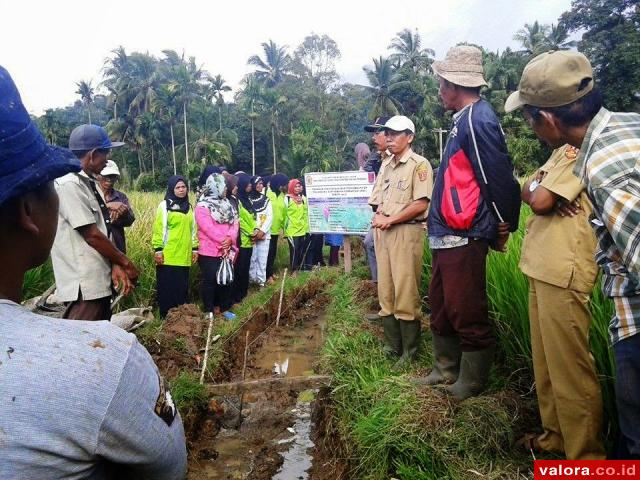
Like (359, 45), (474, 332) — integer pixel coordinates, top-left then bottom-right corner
(519, 144), (605, 459)
(369, 115), (433, 368)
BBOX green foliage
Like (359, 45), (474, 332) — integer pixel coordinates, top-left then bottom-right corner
(561, 0), (640, 111)
(169, 372), (208, 411)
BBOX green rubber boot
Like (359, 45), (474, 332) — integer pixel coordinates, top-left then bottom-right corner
(445, 348), (494, 401)
(420, 335), (461, 385)
(393, 320), (422, 369)
(382, 315), (402, 357)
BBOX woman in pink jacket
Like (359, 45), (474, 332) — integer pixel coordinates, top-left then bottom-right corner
(196, 173), (239, 317)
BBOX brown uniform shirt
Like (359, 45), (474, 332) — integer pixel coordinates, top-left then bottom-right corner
(519, 145), (598, 293)
(368, 148), (433, 221)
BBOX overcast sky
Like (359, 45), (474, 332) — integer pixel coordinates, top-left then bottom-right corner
(1, 0), (572, 115)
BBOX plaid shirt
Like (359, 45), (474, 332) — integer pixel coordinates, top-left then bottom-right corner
(574, 107), (640, 344)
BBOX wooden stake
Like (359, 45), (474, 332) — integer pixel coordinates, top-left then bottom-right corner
(343, 235), (352, 273)
(199, 312), (214, 385)
(238, 331), (250, 422)
(275, 268), (288, 326)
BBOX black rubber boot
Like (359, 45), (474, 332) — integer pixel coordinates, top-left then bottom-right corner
(365, 312), (381, 324)
(420, 335), (461, 385)
(445, 348), (494, 401)
(382, 315), (402, 357)
(393, 320), (422, 369)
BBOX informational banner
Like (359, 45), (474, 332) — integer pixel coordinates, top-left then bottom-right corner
(304, 171), (376, 235)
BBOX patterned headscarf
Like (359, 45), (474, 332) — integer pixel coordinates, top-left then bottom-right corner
(197, 173), (236, 224)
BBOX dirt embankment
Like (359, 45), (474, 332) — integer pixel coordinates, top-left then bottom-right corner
(139, 276), (331, 479)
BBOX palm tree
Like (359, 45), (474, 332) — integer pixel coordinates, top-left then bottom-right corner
(247, 40), (291, 87)
(546, 23), (577, 50)
(127, 53), (161, 116)
(208, 74), (232, 131)
(153, 84), (180, 174)
(102, 46), (131, 120)
(163, 51), (208, 177)
(362, 56), (409, 118)
(237, 76), (264, 174)
(388, 28), (435, 74)
(136, 112), (163, 175)
(75, 80), (95, 124)
(513, 21), (551, 55)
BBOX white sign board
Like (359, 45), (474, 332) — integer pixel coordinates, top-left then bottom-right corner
(304, 171), (376, 235)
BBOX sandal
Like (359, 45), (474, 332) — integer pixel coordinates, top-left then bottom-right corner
(516, 433), (543, 453)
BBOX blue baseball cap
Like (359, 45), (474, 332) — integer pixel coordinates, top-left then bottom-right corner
(68, 124), (124, 151)
(0, 66), (81, 206)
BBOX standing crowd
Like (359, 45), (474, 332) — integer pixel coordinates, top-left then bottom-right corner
(1, 40), (640, 479)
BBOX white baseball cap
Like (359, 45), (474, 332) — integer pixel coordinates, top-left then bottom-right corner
(383, 115), (415, 134)
(100, 160), (121, 177)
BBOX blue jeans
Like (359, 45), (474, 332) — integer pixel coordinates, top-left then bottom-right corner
(614, 333), (640, 458)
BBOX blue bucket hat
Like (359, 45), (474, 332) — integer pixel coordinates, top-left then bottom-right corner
(0, 66), (80, 206)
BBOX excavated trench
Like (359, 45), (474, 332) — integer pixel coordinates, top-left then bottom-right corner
(143, 276), (342, 480)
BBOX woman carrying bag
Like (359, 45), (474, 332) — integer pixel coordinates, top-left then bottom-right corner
(195, 173), (239, 318)
(152, 175), (198, 318)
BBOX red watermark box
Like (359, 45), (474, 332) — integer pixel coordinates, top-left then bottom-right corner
(534, 460), (639, 479)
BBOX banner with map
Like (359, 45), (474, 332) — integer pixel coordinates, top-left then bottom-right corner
(304, 171), (376, 235)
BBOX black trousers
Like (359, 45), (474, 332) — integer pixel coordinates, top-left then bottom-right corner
(233, 247), (253, 303)
(156, 265), (190, 318)
(266, 234), (279, 279)
(307, 234), (325, 267)
(288, 235), (310, 272)
(198, 255), (232, 313)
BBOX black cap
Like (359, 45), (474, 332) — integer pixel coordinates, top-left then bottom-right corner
(364, 116), (391, 132)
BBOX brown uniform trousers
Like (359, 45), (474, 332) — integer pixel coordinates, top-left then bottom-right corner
(369, 148), (433, 321)
(520, 145), (604, 459)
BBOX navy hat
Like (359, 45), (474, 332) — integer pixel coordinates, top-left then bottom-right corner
(0, 66), (80, 206)
(364, 116), (391, 132)
(69, 124), (124, 151)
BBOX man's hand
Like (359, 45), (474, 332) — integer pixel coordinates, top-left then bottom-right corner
(372, 212), (394, 230)
(555, 198), (581, 217)
(192, 252), (198, 264)
(107, 201), (128, 222)
(491, 222), (511, 253)
(112, 264), (135, 295)
(154, 251), (164, 266)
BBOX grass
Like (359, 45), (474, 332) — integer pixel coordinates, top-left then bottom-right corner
(170, 371), (208, 411)
(321, 274), (534, 479)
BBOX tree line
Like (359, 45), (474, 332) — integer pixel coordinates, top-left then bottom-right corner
(36, 0), (639, 190)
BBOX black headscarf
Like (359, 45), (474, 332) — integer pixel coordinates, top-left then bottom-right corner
(269, 173), (289, 197)
(197, 165), (222, 189)
(165, 175), (190, 214)
(236, 174), (254, 213)
(248, 175), (269, 213)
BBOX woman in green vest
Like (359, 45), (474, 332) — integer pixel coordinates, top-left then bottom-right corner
(285, 178), (310, 272)
(152, 175), (198, 317)
(232, 174), (258, 303)
(265, 173), (289, 283)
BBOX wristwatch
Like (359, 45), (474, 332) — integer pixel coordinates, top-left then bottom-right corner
(529, 179), (539, 192)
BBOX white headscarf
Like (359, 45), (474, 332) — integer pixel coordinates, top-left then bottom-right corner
(197, 173), (236, 224)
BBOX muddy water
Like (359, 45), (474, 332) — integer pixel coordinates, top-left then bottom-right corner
(188, 310), (327, 480)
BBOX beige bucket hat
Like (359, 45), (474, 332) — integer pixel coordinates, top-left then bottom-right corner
(433, 45), (488, 88)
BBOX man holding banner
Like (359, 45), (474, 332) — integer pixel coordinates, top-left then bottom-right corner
(369, 115), (433, 368)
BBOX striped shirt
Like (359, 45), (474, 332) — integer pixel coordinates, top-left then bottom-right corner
(574, 107), (640, 344)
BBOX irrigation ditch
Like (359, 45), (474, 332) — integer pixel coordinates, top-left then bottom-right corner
(137, 268), (347, 479)
(135, 262), (544, 480)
